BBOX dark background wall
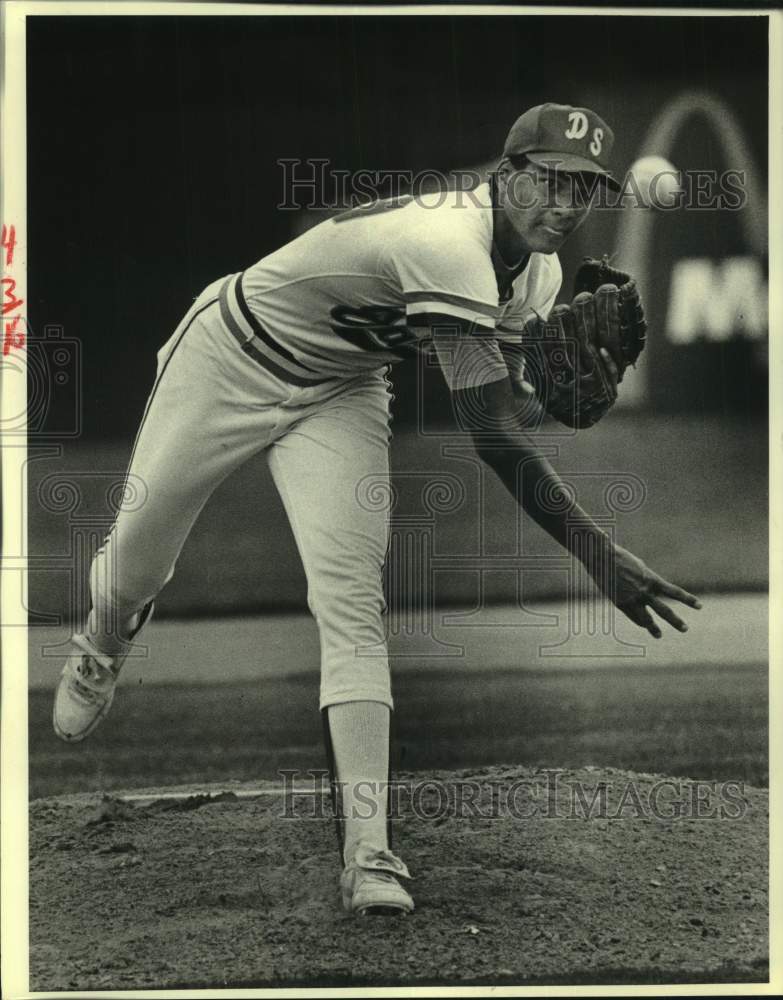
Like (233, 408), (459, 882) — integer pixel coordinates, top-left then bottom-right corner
(27, 14), (768, 437)
(24, 13), (768, 619)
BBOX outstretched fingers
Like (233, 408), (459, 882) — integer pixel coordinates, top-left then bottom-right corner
(621, 589), (701, 639)
(654, 577), (703, 609)
(647, 595), (688, 634)
(621, 601), (662, 639)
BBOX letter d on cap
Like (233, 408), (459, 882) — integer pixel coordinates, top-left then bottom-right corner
(565, 111), (589, 140)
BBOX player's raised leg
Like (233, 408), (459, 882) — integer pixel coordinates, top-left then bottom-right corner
(53, 282), (287, 742)
(267, 371), (413, 915)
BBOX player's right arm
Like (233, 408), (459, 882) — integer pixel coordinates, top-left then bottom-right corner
(447, 367), (701, 637)
(386, 212), (700, 635)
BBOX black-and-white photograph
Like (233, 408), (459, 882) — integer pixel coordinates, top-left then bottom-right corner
(1, 2), (778, 996)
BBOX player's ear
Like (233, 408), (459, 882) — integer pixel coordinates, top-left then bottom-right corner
(495, 157), (514, 201)
(496, 157), (515, 183)
(497, 157), (513, 178)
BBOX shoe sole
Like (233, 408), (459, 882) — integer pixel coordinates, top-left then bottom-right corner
(356, 904), (412, 917)
(342, 889), (414, 916)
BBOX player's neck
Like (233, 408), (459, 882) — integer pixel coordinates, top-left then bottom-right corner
(492, 210), (531, 270)
(490, 180), (532, 267)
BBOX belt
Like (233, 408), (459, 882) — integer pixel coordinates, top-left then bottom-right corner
(218, 272), (335, 387)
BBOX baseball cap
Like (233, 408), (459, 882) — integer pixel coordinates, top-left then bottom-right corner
(503, 103), (620, 191)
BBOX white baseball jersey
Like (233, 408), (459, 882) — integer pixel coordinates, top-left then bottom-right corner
(82, 182), (563, 719)
(220, 182), (562, 391)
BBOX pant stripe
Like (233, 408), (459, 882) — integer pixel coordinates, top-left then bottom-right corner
(92, 294), (220, 603)
(126, 295), (220, 477)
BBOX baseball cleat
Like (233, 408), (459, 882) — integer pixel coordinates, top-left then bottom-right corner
(340, 843), (414, 917)
(52, 602), (154, 743)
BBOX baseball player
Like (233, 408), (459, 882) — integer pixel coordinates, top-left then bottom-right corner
(53, 104), (701, 917)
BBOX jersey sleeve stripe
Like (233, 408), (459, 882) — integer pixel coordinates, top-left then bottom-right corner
(403, 290), (500, 319)
(406, 311), (497, 338)
(406, 300), (497, 327)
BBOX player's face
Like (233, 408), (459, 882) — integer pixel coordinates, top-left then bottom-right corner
(498, 161), (593, 254)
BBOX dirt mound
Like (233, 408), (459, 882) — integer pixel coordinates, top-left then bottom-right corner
(29, 766), (768, 990)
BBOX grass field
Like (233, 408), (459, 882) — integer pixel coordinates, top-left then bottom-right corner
(29, 661), (767, 800)
(29, 593), (768, 799)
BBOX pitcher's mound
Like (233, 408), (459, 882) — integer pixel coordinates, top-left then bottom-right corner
(29, 766), (768, 990)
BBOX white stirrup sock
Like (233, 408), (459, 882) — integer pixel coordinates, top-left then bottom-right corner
(327, 701), (391, 865)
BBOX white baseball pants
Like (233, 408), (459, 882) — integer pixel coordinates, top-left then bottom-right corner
(89, 277), (395, 709)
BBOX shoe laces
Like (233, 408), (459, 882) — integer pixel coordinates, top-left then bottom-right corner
(362, 870), (398, 886)
(71, 656), (117, 698)
(364, 848), (403, 870)
(350, 845), (411, 879)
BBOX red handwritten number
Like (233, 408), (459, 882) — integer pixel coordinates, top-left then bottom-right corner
(1, 224), (17, 267)
(2, 277), (24, 315)
(1, 224), (23, 356)
(3, 315), (24, 356)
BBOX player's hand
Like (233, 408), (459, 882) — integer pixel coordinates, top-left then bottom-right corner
(588, 542), (702, 638)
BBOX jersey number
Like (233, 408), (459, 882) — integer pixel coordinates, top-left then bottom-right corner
(330, 304), (419, 357)
(331, 196), (419, 356)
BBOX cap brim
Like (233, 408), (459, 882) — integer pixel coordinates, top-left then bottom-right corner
(526, 151), (621, 192)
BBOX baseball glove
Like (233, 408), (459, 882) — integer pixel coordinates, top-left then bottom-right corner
(520, 256), (647, 428)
